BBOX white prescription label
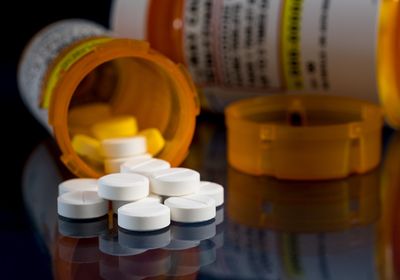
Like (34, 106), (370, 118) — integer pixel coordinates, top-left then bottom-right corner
(184, 0), (281, 89)
(17, 20), (106, 130)
(297, 0), (379, 102)
(183, 0), (380, 109)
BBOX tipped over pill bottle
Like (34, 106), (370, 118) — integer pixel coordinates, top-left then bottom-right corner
(18, 19), (199, 178)
(111, 0), (400, 127)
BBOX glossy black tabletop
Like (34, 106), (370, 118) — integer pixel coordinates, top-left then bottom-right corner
(1, 2), (399, 278)
(20, 115), (400, 280)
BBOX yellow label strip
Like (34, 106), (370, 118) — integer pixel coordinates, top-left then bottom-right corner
(282, 0), (304, 90)
(282, 233), (304, 277)
(41, 37), (113, 108)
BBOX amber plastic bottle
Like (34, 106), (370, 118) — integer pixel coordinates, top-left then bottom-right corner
(111, 0), (400, 127)
(18, 19), (199, 178)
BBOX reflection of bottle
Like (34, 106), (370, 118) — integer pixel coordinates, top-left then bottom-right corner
(219, 223), (378, 280)
(228, 167), (380, 232)
(55, 236), (103, 279)
(118, 250), (172, 278)
(59, 216), (108, 239)
(111, 0), (400, 127)
(211, 168), (382, 279)
(378, 132), (400, 279)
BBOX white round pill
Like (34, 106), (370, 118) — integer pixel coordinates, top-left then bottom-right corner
(198, 181), (224, 207)
(164, 195), (216, 223)
(104, 153), (152, 174)
(150, 168), (200, 196)
(58, 178), (98, 196)
(101, 136), (147, 158)
(118, 201), (170, 231)
(98, 173), (149, 201)
(121, 158), (171, 176)
(57, 191), (108, 219)
(112, 195), (162, 213)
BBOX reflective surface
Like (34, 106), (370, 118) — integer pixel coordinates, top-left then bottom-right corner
(23, 118), (400, 279)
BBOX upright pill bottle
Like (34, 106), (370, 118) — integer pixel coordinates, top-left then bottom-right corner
(111, 0), (400, 127)
(18, 19), (199, 178)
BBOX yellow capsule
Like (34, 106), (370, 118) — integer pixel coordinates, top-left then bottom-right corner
(72, 134), (103, 164)
(138, 128), (165, 156)
(91, 116), (138, 140)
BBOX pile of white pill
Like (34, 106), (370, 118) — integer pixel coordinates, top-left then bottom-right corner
(57, 137), (224, 231)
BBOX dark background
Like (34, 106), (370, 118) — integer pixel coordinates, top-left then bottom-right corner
(1, 1), (112, 277)
(1, 1), (395, 278)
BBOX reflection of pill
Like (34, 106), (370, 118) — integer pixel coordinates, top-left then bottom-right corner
(91, 116), (138, 140)
(101, 136), (146, 158)
(58, 215), (108, 238)
(164, 240), (200, 251)
(72, 134), (103, 163)
(98, 173), (149, 201)
(104, 153), (152, 174)
(215, 207), (224, 225)
(112, 195), (162, 213)
(118, 201), (170, 231)
(150, 168), (200, 196)
(121, 158), (170, 176)
(58, 178), (98, 195)
(118, 227), (171, 250)
(58, 191), (108, 219)
(164, 195), (216, 223)
(138, 128), (165, 156)
(210, 224), (224, 249)
(99, 231), (147, 256)
(198, 181), (224, 207)
(199, 239), (217, 267)
(170, 219), (216, 241)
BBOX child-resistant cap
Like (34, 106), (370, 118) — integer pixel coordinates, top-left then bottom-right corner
(225, 94), (383, 180)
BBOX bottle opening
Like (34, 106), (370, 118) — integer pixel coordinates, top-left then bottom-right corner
(49, 39), (198, 178)
(237, 98), (363, 127)
(67, 57), (182, 174)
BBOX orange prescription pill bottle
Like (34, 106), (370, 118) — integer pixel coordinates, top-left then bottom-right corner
(110, 0), (400, 127)
(18, 19), (199, 178)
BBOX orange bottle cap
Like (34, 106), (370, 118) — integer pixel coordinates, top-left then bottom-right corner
(225, 94), (383, 180)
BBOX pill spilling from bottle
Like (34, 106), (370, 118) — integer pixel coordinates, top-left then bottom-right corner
(57, 135), (224, 231)
(69, 103), (168, 175)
